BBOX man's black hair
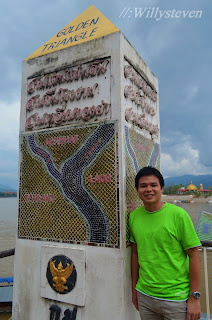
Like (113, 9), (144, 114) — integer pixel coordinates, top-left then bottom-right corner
(135, 166), (164, 190)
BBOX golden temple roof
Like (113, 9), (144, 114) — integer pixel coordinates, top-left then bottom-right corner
(186, 181), (198, 191)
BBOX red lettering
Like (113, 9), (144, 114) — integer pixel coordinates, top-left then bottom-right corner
(25, 100), (111, 130)
(105, 174), (111, 183)
(62, 136), (66, 143)
(58, 137), (62, 144)
(45, 195), (50, 202)
(100, 175), (105, 183)
(26, 59), (109, 96)
(89, 174), (111, 183)
(68, 136), (73, 143)
(94, 174), (99, 183)
(89, 175), (95, 183)
(81, 107), (90, 121)
(74, 135), (78, 142)
(25, 194), (30, 202)
(46, 138), (51, 145)
(50, 195), (55, 202)
(27, 80), (35, 93)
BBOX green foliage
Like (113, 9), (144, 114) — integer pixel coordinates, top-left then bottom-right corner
(163, 184), (183, 195)
(0, 192), (16, 198)
(194, 191), (200, 198)
(208, 186), (212, 194)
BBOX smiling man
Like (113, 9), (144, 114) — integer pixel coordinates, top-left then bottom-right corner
(129, 167), (201, 320)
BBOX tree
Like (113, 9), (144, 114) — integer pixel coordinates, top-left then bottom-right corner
(163, 184), (183, 195)
(207, 186), (212, 194)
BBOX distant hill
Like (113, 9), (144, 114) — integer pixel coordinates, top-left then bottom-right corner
(164, 174), (212, 189)
(0, 184), (17, 193)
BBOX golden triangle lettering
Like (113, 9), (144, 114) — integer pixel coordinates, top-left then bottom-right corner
(25, 6), (120, 60)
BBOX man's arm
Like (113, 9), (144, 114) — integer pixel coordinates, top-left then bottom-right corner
(131, 242), (139, 310)
(186, 247), (201, 320)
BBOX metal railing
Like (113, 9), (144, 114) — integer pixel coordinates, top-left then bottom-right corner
(0, 248), (15, 259)
(0, 248), (15, 319)
(201, 241), (212, 320)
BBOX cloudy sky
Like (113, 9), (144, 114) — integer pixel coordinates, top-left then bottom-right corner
(1, 0), (211, 188)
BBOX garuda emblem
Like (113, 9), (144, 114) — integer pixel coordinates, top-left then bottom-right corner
(50, 260), (73, 292)
(46, 255), (77, 294)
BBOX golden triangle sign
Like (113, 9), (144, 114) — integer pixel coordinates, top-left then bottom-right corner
(25, 5), (120, 60)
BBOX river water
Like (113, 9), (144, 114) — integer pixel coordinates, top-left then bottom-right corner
(0, 198), (211, 314)
(0, 198), (17, 278)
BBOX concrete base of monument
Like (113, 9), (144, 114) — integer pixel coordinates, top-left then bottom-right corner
(12, 239), (140, 320)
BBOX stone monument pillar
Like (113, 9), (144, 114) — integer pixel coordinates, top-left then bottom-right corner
(13, 6), (160, 320)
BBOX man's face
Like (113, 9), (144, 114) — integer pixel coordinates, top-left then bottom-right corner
(137, 174), (163, 207)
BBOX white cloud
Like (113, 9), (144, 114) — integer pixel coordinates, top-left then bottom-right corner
(161, 139), (211, 177)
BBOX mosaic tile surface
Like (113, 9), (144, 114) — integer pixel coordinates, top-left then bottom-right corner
(125, 125), (160, 246)
(18, 122), (119, 247)
(196, 211), (212, 241)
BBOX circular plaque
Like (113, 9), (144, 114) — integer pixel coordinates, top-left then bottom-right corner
(46, 255), (77, 294)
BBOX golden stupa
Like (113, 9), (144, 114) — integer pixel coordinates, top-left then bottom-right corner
(199, 184), (203, 190)
(186, 181), (198, 191)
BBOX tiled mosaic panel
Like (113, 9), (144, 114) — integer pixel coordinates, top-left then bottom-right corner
(18, 122), (119, 247)
(125, 125), (160, 246)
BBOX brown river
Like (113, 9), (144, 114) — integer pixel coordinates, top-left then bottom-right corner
(0, 198), (211, 315)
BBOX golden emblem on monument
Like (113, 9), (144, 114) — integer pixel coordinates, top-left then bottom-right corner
(46, 255), (77, 294)
(50, 259), (73, 292)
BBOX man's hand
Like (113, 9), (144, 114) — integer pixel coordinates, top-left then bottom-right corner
(186, 296), (201, 320)
(132, 287), (139, 311)
(131, 243), (139, 310)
